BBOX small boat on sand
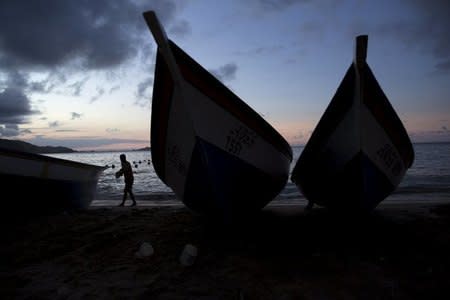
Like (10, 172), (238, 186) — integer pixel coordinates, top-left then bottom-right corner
(0, 148), (105, 215)
(143, 11), (292, 220)
(291, 35), (414, 212)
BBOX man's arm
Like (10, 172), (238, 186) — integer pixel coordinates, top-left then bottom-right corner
(115, 168), (124, 178)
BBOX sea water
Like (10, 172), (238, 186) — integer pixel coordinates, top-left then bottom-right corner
(47, 142), (450, 205)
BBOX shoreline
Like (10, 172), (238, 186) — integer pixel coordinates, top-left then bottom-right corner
(1, 201), (450, 299)
(90, 197), (450, 210)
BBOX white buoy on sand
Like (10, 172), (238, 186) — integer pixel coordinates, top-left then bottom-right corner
(135, 242), (154, 258)
(179, 244), (198, 266)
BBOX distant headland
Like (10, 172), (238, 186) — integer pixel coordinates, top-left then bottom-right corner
(0, 139), (76, 154)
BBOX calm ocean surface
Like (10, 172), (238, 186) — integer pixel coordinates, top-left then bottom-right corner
(47, 143), (450, 204)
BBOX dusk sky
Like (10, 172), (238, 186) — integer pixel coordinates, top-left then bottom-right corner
(0, 0), (449, 151)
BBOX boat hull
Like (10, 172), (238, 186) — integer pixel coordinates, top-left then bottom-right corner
(145, 12), (292, 220)
(1, 173), (100, 214)
(0, 149), (105, 215)
(294, 151), (397, 211)
(291, 36), (414, 212)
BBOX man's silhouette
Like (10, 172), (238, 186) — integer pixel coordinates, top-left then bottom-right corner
(116, 154), (136, 206)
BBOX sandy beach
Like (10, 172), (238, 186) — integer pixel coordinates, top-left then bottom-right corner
(1, 201), (450, 299)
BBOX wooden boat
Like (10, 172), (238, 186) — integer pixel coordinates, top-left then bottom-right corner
(291, 35), (414, 211)
(143, 11), (292, 220)
(0, 148), (105, 215)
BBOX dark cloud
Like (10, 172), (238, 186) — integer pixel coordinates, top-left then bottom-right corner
(90, 87), (105, 103)
(136, 77), (154, 100)
(67, 77), (90, 97)
(0, 72), (42, 127)
(209, 63), (238, 82)
(370, 0), (450, 73)
(411, 0), (450, 57)
(24, 72), (65, 95)
(0, 124), (20, 137)
(6, 70), (28, 89)
(49, 121), (61, 128)
(28, 80), (53, 94)
(26, 72), (67, 95)
(0, 88), (36, 124)
(0, 1), (188, 71)
(139, 44), (155, 68)
(0, 1), (188, 128)
(71, 112), (82, 120)
(0, 1), (174, 71)
(109, 85), (120, 94)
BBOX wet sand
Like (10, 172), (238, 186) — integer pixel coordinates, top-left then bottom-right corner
(1, 201), (450, 299)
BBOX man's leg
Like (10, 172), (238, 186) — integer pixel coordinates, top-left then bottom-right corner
(119, 185), (128, 206)
(118, 190), (127, 206)
(130, 188), (136, 206)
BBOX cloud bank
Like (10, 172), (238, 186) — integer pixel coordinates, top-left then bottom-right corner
(0, 0), (187, 138)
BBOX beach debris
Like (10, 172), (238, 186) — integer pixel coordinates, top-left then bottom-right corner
(179, 244), (198, 267)
(57, 285), (71, 297)
(135, 242), (154, 258)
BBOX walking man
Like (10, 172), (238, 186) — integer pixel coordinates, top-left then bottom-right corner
(116, 154), (136, 206)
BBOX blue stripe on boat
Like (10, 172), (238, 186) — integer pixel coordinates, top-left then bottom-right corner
(296, 151), (394, 212)
(359, 152), (396, 210)
(183, 137), (288, 221)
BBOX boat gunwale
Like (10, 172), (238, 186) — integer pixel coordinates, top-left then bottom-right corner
(0, 148), (106, 172)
